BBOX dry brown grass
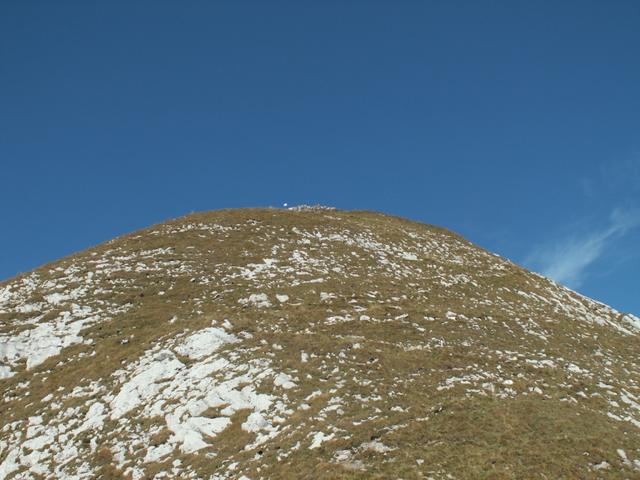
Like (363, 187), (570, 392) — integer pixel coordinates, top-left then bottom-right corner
(1, 207), (639, 479)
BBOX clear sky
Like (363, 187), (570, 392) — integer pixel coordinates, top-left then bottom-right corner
(1, 1), (639, 315)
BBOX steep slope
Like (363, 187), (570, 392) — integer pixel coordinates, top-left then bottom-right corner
(1, 207), (639, 479)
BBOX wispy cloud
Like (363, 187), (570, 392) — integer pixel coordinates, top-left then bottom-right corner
(525, 207), (640, 288)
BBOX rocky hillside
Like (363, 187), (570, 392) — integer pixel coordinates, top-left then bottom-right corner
(1, 207), (639, 479)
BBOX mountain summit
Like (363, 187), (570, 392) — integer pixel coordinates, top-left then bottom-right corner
(1, 207), (639, 479)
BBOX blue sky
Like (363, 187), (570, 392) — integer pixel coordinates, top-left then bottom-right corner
(1, 1), (639, 314)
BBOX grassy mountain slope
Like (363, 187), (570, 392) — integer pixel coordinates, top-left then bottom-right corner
(1, 207), (639, 479)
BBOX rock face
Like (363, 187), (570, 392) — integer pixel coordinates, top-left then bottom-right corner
(0, 208), (639, 479)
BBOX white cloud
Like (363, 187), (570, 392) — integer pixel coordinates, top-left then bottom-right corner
(525, 208), (640, 288)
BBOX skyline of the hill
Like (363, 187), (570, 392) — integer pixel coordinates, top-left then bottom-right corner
(2, 208), (638, 477)
(1, 2), (639, 314)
